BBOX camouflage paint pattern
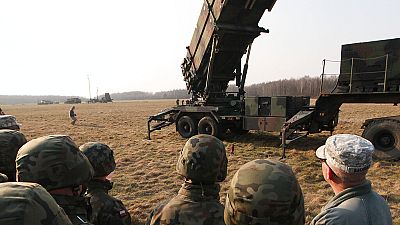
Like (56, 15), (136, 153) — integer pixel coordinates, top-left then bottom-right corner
(336, 37), (400, 93)
(176, 134), (227, 183)
(243, 116), (287, 132)
(146, 183), (224, 225)
(52, 195), (93, 225)
(79, 142), (116, 177)
(16, 135), (94, 191)
(0, 115), (21, 130)
(86, 180), (132, 225)
(244, 97), (259, 116)
(224, 159), (305, 225)
(271, 96), (287, 117)
(0, 129), (27, 181)
(0, 182), (72, 225)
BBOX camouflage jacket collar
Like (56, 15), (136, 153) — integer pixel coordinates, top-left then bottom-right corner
(51, 195), (90, 221)
(177, 182), (220, 201)
(85, 179), (113, 195)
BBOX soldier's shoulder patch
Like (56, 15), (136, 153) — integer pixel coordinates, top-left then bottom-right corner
(118, 209), (128, 218)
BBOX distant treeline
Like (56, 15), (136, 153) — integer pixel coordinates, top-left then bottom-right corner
(242, 76), (337, 98)
(0, 76), (337, 104)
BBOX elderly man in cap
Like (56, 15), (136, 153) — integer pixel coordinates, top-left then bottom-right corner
(311, 134), (392, 225)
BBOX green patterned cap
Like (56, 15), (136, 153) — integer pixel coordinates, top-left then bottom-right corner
(0, 182), (72, 225)
(16, 135), (94, 190)
(79, 142), (116, 177)
(176, 134), (227, 183)
(224, 159), (305, 225)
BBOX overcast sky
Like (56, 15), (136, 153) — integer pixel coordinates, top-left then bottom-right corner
(1, 0), (399, 97)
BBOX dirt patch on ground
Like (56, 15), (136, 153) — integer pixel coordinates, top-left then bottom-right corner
(4, 100), (400, 224)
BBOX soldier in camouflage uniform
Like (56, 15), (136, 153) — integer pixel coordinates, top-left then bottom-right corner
(0, 114), (21, 130)
(0, 182), (73, 225)
(16, 135), (95, 225)
(0, 129), (27, 181)
(146, 134), (228, 225)
(79, 142), (132, 225)
(224, 159), (305, 225)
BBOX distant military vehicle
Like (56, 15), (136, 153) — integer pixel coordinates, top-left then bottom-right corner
(64, 97), (82, 104)
(148, 0), (400, 160)
(37, 100), (54, 105)
(88, 93), (113, 103)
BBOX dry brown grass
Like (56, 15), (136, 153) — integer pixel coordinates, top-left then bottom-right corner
(3, 100), (400, 224)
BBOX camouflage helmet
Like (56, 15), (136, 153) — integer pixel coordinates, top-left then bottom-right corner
(224, 159), (305, 225)
(0, 182), (72, 225)
(0, 173), (8, 183)
(176, 134), (227, 183)
(79, 142), (116, 177)
(0, 115), (21, 130)
(16, 135), (94, 191)
(0, 129), (27, 181)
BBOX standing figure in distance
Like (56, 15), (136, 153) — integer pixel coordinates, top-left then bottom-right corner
(69, 106), (77, 125)
(16, 135), (95, 225)
(146, 134), (228, 225)
(224, 159), (305, 225)
(80, 142), (132, 225)
(311, 134), (392, 225)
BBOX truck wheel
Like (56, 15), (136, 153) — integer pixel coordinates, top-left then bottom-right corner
(177, 116), (197, 138)
(198, 116), (220, 137)
(362, 120), (400, 160)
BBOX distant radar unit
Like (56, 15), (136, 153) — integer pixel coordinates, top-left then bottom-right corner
(87, 93), (113, 103)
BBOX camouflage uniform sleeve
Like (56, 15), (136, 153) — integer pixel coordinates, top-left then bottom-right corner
(90, 194), (131, 225)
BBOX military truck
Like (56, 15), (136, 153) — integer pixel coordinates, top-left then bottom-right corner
(148, 0), (400, 160)
(281, 38), (400, 159)
(148, 0), (308, 140)
(64, 98), (82, 104)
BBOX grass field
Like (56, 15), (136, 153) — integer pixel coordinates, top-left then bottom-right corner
(3, 100), (400, 224)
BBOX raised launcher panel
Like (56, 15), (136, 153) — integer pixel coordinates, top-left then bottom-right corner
(181, 0), (277, 98)
(335, 38), (400, 93)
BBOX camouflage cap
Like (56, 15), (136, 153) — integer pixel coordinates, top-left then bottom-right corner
(176, 134), (227, 183)
(79, 142), (116, 177)
(0, 173), (8, 183)
(0, 129), (27, 181)
(224, 159), (305, 225)
(0, 115), (21, 130)
(316, 134), (374, 173)
(0, 182), (72, 225)
(16, 135), (94, 191)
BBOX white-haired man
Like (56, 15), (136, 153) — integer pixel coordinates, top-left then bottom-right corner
(311, 134), (392, 225)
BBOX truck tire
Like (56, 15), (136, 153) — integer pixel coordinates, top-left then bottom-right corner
(198, 116), (220, 137)
(362, 120), (400, 160)
(177, 116), (197, 138)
